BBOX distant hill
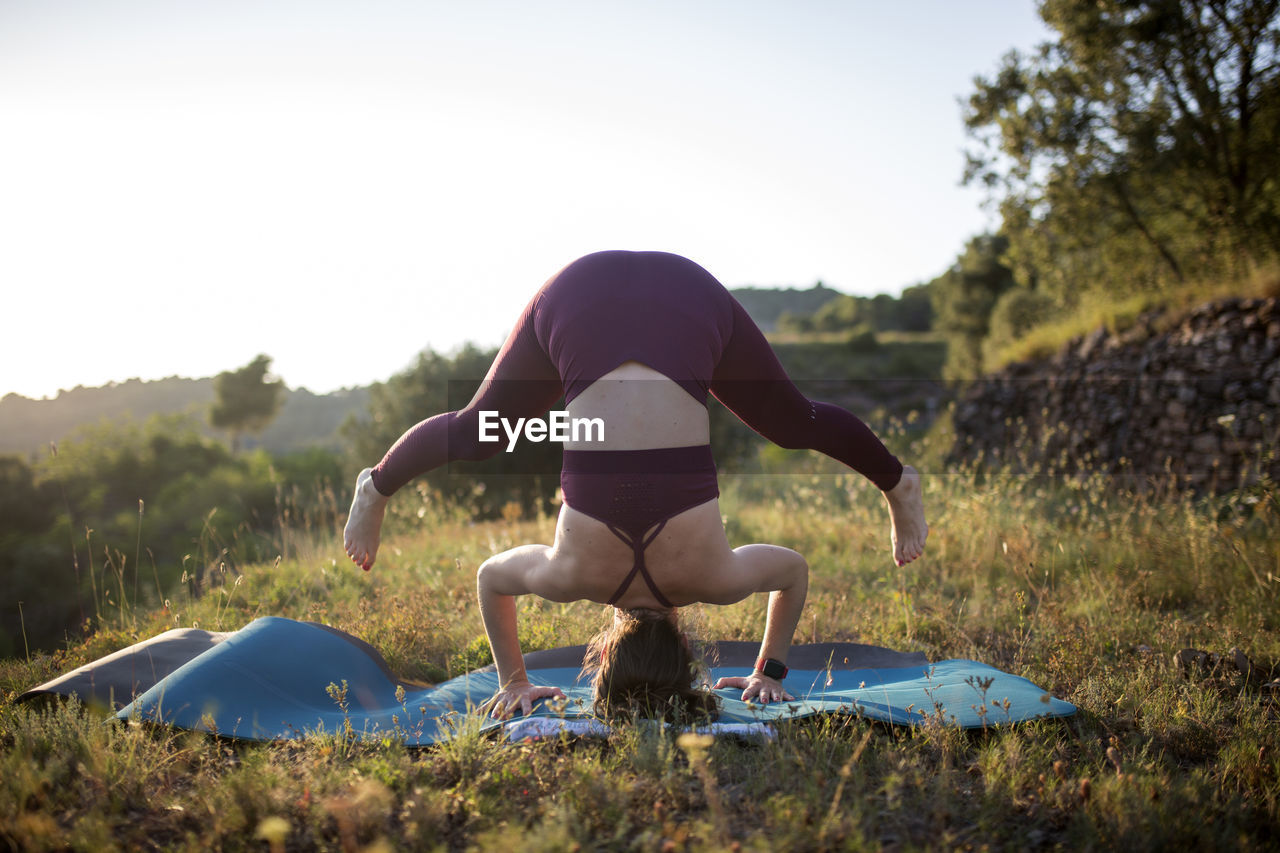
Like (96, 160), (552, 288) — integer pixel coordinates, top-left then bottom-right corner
(0, 377), (369, 459)
(729, 284), (844, 331)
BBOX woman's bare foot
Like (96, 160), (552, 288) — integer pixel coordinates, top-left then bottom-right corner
(344, 467), (388, 571)
(883, 465), (928, 566)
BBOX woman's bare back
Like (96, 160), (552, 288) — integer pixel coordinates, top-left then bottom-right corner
(565, 361), (709, 449)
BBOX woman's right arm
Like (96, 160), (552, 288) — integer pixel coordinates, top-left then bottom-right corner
(475, 545), (567, 717)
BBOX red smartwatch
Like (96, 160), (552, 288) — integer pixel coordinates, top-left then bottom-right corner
(755, 657), (788, 680)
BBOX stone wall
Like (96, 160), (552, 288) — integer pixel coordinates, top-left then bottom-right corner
(949, 297), (1280, 492)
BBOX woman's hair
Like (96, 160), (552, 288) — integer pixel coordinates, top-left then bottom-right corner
(584, 609), (720, 723)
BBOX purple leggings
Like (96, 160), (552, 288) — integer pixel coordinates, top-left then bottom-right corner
(370, 251), (903, 496)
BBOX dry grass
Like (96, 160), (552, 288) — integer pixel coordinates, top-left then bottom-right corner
(2, 441), (1278, 850)
(991, 262), (1280, 371)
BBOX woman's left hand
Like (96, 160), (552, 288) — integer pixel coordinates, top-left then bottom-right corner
(712, 673), (794, 704)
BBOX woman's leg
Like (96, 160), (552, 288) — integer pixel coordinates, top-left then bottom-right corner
(709, 296), (903, 489)
(345, 291), (563, 569)
(709, 295), (927, 565)
(369, 292), (564, 497)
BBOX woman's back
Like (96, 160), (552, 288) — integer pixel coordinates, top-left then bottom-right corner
(564, 360), (710, 450)
(553, 360), (726, 609)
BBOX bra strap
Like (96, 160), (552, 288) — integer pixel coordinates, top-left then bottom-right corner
(603, 520), (674, 609)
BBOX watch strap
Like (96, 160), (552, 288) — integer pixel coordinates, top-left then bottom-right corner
(755, 657), (788, 680)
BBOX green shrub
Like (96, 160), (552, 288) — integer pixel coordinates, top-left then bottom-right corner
(845, 325), (880, 354)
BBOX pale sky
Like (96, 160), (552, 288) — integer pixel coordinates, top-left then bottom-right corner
(0, 1), (1051, 399)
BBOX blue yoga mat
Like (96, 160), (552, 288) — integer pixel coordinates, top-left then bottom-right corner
(117, 617), (1075, 743)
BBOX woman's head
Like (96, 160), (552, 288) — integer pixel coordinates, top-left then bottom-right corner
(584, 608), (719, 723)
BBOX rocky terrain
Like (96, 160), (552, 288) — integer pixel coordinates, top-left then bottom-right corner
(950, 297), (1280, 492)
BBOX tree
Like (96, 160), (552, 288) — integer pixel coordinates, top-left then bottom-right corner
(965, 0), (1280, 297)
(930, 234), (1018, 380)
(210, 355), (286, 453)
(788, 286), (935, 335)
(896, 283), (936, 332)
(982, 287), (1057, 367)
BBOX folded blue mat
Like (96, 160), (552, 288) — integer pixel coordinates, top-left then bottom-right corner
(117, 617), (1074, 743)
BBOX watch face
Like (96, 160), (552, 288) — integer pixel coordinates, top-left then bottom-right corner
(760, 658), (786, 679)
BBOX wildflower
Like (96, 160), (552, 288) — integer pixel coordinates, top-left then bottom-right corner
(254, 816), (290, 853)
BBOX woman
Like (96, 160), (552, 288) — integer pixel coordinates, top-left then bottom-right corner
(343, 251), (927, 720)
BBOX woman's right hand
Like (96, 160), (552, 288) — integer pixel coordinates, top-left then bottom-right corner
(712, 672), (794, 704)
(479, 679), (566, 719)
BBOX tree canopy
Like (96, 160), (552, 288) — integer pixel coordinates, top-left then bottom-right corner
(776, 284), (934, 336)
(210, 355), (286, 452)
(965, 0), (1280, 298)
(929, 234), (1018, 380)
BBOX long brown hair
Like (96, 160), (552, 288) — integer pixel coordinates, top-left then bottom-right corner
(584, 609), (719, 723)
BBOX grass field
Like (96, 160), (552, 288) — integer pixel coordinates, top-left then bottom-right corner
(2, 427), (1278, 850)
